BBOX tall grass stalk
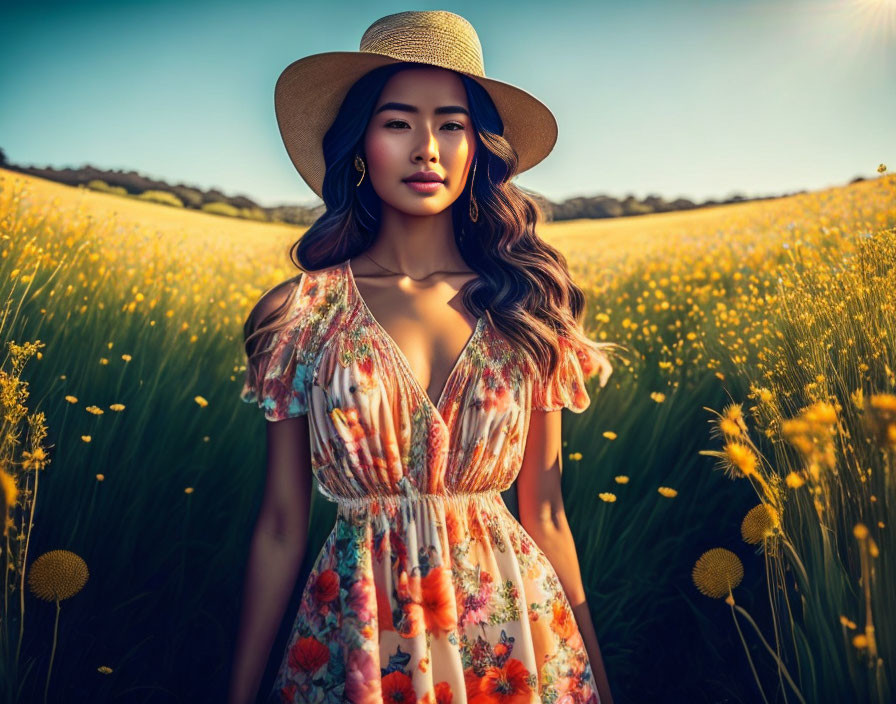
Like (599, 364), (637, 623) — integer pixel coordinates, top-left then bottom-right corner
(700, 219), (896, 702)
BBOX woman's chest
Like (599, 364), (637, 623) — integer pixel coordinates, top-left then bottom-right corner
(306, 301), (532, 471)
(347, 262), (482, 411)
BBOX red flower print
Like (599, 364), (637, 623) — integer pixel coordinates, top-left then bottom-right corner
(464, 667), (484, 698)
(400, 599), (424, 638)
(382, 670), (416, 703)
(468, 512), (486, 542)
(288, 636), (329, 674)
(551, 600), (577, 641)
(345, 647), (382, 703)
(375, 580), (396, 632)
(421, 565), (457, 633)
(434, 681), (454, 704)
(476, 657), (534, 704)
(358, 354), (375, 377)
(311, 569), (339, 604)
(390, 531), (409, 564)
(279, 683), (298, 704)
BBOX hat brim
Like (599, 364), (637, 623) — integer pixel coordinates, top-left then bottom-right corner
(274, 51), (558, 199)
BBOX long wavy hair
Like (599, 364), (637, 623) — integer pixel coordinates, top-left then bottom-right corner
(245, 61), (624, 387)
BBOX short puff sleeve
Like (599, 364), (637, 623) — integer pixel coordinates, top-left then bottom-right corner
(239, 276), (312, 421)
(531, 334), (614, 413)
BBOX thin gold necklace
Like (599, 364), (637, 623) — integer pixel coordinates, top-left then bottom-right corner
(362, 252), (474, 281)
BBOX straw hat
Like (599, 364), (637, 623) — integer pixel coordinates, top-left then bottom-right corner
(274, 10), (558, 199)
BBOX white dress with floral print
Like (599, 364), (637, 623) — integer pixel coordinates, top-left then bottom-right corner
(241, 259), (610, 704)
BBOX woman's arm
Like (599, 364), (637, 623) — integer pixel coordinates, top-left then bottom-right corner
(227, 415), (313, 704)
(516, 408), (616, 704)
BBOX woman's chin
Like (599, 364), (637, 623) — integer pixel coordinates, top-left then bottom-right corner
(389, 198), (452, 217)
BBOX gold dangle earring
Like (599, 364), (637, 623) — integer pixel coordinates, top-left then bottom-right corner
(469, 158), (479, 223)
(354, 154), (366, 187)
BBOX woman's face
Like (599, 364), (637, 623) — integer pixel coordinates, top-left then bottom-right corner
(363, 67), (477, 217)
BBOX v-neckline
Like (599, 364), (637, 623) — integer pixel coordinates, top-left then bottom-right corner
(344, 258), (483, 427)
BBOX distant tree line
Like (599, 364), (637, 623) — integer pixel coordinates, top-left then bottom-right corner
(2, 149), (862, 226)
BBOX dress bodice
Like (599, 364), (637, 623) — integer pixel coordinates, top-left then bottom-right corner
(240, 259), (611, 509)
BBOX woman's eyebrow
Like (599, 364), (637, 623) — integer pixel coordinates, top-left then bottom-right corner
(374, 101), (469, 117)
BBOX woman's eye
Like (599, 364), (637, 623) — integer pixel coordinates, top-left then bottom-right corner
(384, 120), (465, 131)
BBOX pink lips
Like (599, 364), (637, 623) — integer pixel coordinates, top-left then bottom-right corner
(405, 180), (443, 193)
(403, 171), (444, 183)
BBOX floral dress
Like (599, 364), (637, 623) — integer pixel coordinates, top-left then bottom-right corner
(240, 258), (612, 704)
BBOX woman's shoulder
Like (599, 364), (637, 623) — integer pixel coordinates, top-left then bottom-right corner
(244, 275), (304, 345)
(250, 277), (302, 326)
(248, 263), (348, 352)
(247, 262), (344, 330)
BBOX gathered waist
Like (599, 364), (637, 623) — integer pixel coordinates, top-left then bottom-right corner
(330, 488), (503, 517)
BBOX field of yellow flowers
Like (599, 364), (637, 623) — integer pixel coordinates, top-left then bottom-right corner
(1, 166), (894, 703)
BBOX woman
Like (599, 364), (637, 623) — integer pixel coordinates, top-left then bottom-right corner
(229, 10), (621, 704)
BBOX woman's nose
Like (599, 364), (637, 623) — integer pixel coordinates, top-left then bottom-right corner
(413, 127), (439, 161)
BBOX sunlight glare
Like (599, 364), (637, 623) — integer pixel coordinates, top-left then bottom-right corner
(847, 0), (896, 41)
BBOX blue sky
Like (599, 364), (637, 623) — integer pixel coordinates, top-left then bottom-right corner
(2, 0), (894, 207)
